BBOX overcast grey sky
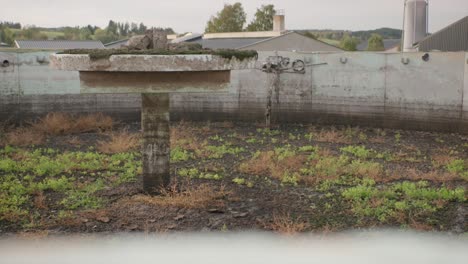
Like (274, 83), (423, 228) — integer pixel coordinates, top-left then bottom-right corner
(1, 0), (467, 33)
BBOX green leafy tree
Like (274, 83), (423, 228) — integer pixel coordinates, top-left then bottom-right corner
(246, 4), (276, 31)
(79, 27), (93, 40)
(63, 27), (81, 40)
(0, 26), (14, 45)
(94, 28), (119, 44)
(15, 27), (48, 40)
(339, 35), (359, 51)
(367, 33), (385, 51)
(303, 32), (317, 40)
(87, 25), (98, 35)
(138, 23), (147, 34)
(205, 3), (247, 33)
(107, 20), (118, 35)
(130, 23), (138, 34)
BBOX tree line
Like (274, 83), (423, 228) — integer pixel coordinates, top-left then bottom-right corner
(0, 20), (174, 46)
(205, 3), (277, 33)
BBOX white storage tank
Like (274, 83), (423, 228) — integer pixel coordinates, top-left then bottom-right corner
(402, 0), (429, 52)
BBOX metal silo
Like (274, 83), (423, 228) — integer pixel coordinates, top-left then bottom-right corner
(402, 0), (429, 52)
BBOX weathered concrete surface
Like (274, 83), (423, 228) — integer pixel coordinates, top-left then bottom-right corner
(0, 52), (20, 120)
(50, 54), (256, 72)
(19, 52), (80, 95)
(141, 93), (170, 193)
(308, 52), (386, 126)
(2, 50), (468, 133)
(385, 52), (465, 131)
(463, 53), (468, 131)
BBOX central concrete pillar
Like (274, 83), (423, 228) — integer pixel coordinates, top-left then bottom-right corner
(141, 93), (170, 193)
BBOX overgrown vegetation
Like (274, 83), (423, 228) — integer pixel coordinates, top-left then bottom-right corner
(0, 146), (141, 225)
(59, 48), (258, 61)
(0, 118), (466, 234)
(342, 179), (465, 225)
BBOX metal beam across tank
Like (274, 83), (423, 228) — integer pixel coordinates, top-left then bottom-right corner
(50, 52), (256, 194)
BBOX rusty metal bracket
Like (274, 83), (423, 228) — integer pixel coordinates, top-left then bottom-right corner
(261, 55), (327, 74)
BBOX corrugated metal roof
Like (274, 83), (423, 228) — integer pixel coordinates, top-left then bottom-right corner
(418, 16), (468, 52)
(190, 37), (270, 50)
(238, 31), (342, 51)
(171, 33), (203, 44)
(357, 39), (401, 51)
(15, 40), (105, 49)
(104, 39), (129, 49)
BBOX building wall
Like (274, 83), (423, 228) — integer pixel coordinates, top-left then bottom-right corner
(418, 16), (468, 52)
(239, 33), (343, 52)
(1, 50), (468, 133)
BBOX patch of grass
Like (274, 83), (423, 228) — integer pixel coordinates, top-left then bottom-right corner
(0, 147), (141, 186)
(347, 160), (383, 179)
(298, 145), (318, 153)
(266, 212), (309, 235)
(246, 138), (259, 144)
(178, 167), (223, 180)
(198, 172), (223, 180)
(432, 153), (456, 168)
(125, 184), (229, 209)
(239, 147), (307, 182)
(387, 167), (461, 183)
(281, 172), (300, 186)
(5, 127), (45, 147)
(209, 135), (224, 142)
(274, 145), (297, 160)
(197, 144), (244, 159)
(171, 146), (193, 162)
(300, 155), (349, 185)
(178, 168), (200, 178)
(239, 151), (274, 176)
(342, 180), (465, 224)
(394, 132), (402, 143)
(301, 150), (383, 186)
(232, 177), (254, 188)
(68, 136), (82, 146)
(32, 113), (113, 135)
(0, 175), (30, 222)
(315, 129), (351, 144)
(341, 145), (372, 159)
(97, 130), (139, 154)
(256, 128), (281, 136)
(446, 159), (465, 174)
(61, 179), (105, 210)
(37, 176), (74, 192)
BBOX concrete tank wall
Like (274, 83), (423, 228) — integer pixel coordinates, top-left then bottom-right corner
(1, 50), (468, 133)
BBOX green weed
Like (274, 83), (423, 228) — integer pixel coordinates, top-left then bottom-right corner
(171, 147), (193, 162)
(342, 180), (465, 223)
(341, 146), (372, 159)
(446, 159), (465, 173)
(233, 177), (254, 187)
(61, 179), (105, 210)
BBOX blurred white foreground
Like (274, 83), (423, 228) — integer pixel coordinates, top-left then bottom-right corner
(0, 231), (467, 264)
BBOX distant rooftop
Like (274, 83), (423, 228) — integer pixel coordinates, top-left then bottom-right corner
(14, 40), (105, 49)
(417, 16), (468, 52)
(171, 33), (204, 44)
(104, 39), (129, 49)
(190, 37), (271, 50)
